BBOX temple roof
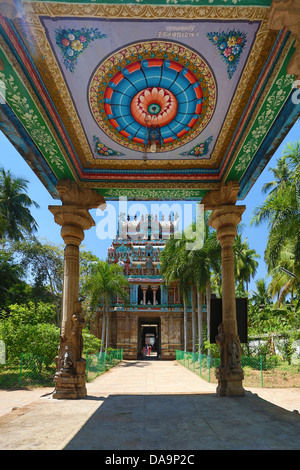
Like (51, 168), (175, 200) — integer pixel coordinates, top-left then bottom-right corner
(116, 212), (177, 240)
(0, 0), (299, 201)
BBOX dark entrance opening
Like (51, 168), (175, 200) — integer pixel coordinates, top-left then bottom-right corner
(138, 285), (143, 304)
(155, 286), (161, 305)
(146, 286), (152, 305)
(138, 317), (161, 359)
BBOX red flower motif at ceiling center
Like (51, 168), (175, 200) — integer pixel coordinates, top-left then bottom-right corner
(131, 87), (178, 127)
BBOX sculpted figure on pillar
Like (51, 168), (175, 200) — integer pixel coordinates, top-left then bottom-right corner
(215, 322), (225, 365)
(61, 346), (74, 372)
(227, 336), (241, 370)
(216, 325), (242, 370)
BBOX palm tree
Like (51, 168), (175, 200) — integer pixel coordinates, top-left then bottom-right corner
(249, 277), (300, 336)
(83, 261), (129, 353)
(263, 188), (299, 272)
(177, 243), (192, 353)
(202, 228), (221, 348)
(160, 235), (191, 352)
(267, 241), (298, 304)
(261, 155), (290, 196)
(188, 212), (221, 350)
(251, 278), (272, 310)
(251, 142), (300, 278)
(0, 168), (39, 245)
(283, 141), (300, 179)
(186, 215), (258, 351)
(234, 234), (260, 295)
(161, 211), (222, 353)
(0, 248), (26, 310)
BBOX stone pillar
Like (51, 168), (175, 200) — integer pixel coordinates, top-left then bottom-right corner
(202, 182), (245, 397)
(142, 287), (147, 305)
(152, 287), (158, 305)
(49, 180), (106, 399)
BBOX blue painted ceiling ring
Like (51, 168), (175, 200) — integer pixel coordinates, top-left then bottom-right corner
(89, 41), (217, 152)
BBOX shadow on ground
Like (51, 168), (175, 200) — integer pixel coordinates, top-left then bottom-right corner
(64, 392), (300, 450)
(119, 361), (152, 368)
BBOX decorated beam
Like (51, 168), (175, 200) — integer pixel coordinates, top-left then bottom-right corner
(0, 0), (299, 200)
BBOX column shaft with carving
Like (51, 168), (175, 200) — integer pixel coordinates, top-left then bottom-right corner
(202, 182), (245, 397)
(209, 205), (245, 397)
(49, 181), (106, 399)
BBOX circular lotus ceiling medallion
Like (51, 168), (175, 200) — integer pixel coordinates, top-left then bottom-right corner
(89, 41), (216, 153)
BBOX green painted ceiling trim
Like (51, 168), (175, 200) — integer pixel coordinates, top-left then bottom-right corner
(95, 187), (208, 201)
(226, 45), (296, 182)
(0, 47), (74, 181)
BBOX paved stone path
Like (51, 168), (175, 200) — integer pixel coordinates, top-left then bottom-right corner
(0, 360), (300, 450)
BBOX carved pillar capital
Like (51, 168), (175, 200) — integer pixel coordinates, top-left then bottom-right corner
(267, 0), (300, 79)
(48, 206), (93, 246)
(208, 205), (246, 248)
(49, 180), (106, 245)
(201, 181), (240, 210)
(54, 179), (106, 209)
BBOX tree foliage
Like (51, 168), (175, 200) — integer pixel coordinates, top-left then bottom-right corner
(0, 168), (39, 244)
(0, 248), (30, 310)
(82, 260), (129, 352)
(251, 142), (300, 287)
(12, 238), (64, 324)
(234, 234), (259, 296)
(0, 302), (59, 364)
(248, 141), (300, 340)
(161, 210), (262, 352)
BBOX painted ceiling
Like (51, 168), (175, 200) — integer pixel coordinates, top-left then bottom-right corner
(0, 0), (299, 201)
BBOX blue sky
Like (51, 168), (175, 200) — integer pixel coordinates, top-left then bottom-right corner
(0, 119), (299, 294)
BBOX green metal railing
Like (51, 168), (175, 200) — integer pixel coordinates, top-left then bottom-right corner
(86, 349), (123, 382)
(18, 353), (56, 387)
(175, 350), (294, 388)
(176, 350), (220, 384)
(17, 349), (123, 387)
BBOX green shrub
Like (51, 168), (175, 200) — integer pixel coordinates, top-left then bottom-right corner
(0, 302), (59, 364)
(0, 302), (102, 364)
(82, 328), (102, 355)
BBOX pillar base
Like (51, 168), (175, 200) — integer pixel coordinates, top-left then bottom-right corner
(215, 367), (245, 397)
(53, 359), (87, 399)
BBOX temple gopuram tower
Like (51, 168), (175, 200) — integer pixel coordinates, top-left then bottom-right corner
(96, 212), (192, 360)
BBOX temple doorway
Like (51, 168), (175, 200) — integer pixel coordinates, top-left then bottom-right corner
(138, 317), (161, 359)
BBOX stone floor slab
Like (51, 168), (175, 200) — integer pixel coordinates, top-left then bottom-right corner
(0, 360), (299, 450)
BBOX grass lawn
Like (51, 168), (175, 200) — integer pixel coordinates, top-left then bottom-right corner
(0, 363), (55, 389)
